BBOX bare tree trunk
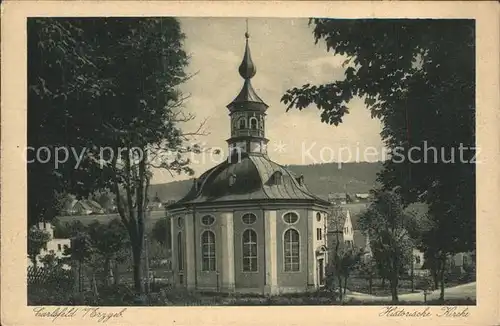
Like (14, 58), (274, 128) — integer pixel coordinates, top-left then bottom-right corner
(439, 255), (447, 301)
(132, 240), (144, 295)
(390, 274), (399, 303)
(343, 275), (348, 295)
(432, 268), (439, 290)
(104, 257), (110, 286)
(381, 277), (386, 289)
(337, 275), (343, 302)
(368, 275), (373, 295)
(113, 260), (120, 285)
(390, 260), (399, 303)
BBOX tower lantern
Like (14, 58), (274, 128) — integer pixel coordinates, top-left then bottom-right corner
(226, 25), (269, 156)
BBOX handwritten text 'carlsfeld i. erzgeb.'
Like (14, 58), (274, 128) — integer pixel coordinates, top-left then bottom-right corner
(33, 307), (127, 323)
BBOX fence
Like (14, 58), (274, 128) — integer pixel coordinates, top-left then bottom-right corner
(28, 265), (74, 288)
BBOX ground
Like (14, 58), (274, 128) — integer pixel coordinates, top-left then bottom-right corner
(345, 282), (476, 303)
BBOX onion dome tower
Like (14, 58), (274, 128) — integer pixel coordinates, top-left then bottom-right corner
(226, 28), (269, 156)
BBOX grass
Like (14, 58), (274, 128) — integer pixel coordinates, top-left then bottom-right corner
(28, 280), (476, 306)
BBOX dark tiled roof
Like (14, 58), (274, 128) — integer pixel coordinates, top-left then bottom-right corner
(168, 153), (330, 209)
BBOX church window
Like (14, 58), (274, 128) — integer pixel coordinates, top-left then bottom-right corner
(316, 228), (322, 240)
(242, 213), (257, 225)
(283, 212), (299, 224)
(201, 215), (215, 226)
(177, 232), (184, 271)
(316, 212), (322, 222)
(201, 231), (216, 271)
(238, 117), (247, 130)
(249, 117), (258, 129)
(177, 217), (183, 229)
(242, 229), (258, 272)
(284, 229), (300, 272)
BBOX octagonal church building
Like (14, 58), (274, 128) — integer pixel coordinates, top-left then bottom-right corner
(167, 31), (331, 295)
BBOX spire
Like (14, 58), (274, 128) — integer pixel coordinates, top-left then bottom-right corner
(238, 22), (256, 79)
(227, 19), (268, 111)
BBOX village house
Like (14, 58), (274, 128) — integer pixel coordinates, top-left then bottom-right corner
(28, 221), (71, 270)
(167, 31), (331, 294)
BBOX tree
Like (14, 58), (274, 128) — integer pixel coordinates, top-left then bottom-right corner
(326, 204), (362, 301)
(93, 191), (116, 213)
(65, 228), (94, 292)
(28, 18), (113, 228)
(28, 227), (52, 269)
(281, 19), (475, 264)
(358, 257), (377, 295)
(39, 251), (60, 269)
(358, 190), (415, 302)
(87, 219), (129, 286)
(28, 18), (202, 297)
(151, 216), (171, 250)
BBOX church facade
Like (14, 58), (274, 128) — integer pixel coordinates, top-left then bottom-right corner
(167, 31), (331, 294)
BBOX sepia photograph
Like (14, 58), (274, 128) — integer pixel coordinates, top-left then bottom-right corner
(24, 16), (476, 307)
(1, 1), (499, 325)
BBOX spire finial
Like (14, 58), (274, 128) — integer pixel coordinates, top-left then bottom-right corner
(238, 19), (256, 79)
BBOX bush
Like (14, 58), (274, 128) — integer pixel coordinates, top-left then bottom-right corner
(28, 284), (97, 305)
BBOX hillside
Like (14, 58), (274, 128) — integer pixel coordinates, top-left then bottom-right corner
(149, 161), (383, 202)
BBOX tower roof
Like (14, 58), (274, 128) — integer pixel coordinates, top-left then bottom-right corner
(227, 30), (268, 112)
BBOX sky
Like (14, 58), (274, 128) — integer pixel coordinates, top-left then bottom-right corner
(151, 17), (384, 184)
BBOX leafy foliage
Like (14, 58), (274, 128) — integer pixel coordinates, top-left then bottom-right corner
(27, 227), (52, 268)
(151, 216), (171, 248)
(281, 19), (475, 256)
(28, 17), (198, 295)
(358, 190), (416, 302)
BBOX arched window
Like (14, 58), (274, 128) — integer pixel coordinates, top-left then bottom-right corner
(316, 212), (322, 222)
(242, 213), (257, 225)
(242, 229), (258, 272)
(201, 231), (216, 271)
(201, 215), (215, 226)
(283, 212), (299, 224)
(238, 117), (247, 130)
(284, 229), (300, 272)
(249, 117), (258, 129)
(177, 232), (184, 271)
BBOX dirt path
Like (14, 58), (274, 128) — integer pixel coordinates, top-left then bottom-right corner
(345, 282), (476, 303)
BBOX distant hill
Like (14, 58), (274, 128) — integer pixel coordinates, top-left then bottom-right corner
(149, 162), (383, 202)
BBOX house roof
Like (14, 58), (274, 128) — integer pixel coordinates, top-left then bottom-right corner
(74, 200), (93, 211)
(168, 153), (330, 209)
(329, 193), (347, 200)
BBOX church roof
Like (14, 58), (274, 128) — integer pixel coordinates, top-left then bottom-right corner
(168, 153), (330, 209)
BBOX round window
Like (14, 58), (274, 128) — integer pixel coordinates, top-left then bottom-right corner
(177, 217), (183, 228)
(242, 213), (257, 225)
(316, 212), (322, 222)
(283, 212), (299, 224)
(201, 215), (215, 226)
